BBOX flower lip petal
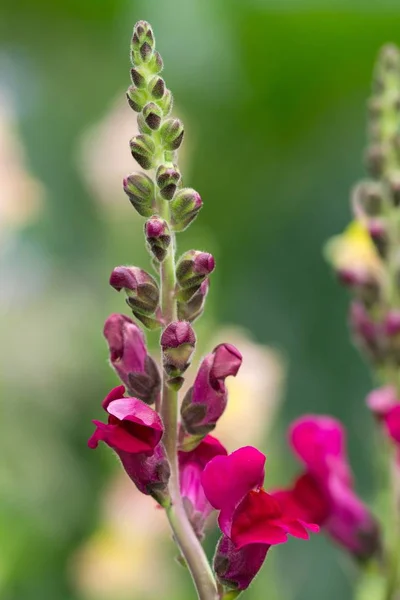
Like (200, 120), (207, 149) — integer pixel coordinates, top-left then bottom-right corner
(202, 446), (266, 534)
(88, 420), (155, 453)
(102, 385), (126, 410)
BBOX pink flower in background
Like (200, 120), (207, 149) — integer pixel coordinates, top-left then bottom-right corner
(88, 386), (169, 502)
(287, 415), (380, 560)
(181, 343), (242, 435)
(179, 434), (227, 538)
(366, 385), (399, 419)
(202, 446), (318, 589)
(103, 314), (160, 404)
(367, 387), (400, 464)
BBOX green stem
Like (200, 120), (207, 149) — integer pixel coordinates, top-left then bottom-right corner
(158, 189), (218, 600)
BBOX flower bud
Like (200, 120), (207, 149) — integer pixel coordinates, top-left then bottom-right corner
(103, 314), (161, 404)
(148, 75), (165, 100)
(144, 216), (171, 262)
(123, 172), (155, 217)
(365, 144), (385, 178)
(351, 181), (383, 218)
(147, 51), (163, 75)
(126, 85), (147, 112)
(156, 164), (181, 200)
(130, 134), (155, 170)
(160, 118), (184, 151)
(131, 21), (155, 64)
(178, 279), (210, 322)
(213, 535), (269, 592)
(142, 102), (163, 130)
(157, 88), (173, 116)
(368, 219), (387, 258)
(176, 250), (215, 301)
(181, 343), (242, 438)
(389, 172), (400, 206)
(349, 302), (382, 364)
(161, 321), (196, 378)
(110, 266), (160, 329)
(130, 67), (146, 88)
(170, 187), (203, 231)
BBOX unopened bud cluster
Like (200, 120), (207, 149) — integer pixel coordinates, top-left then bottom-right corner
(327, 45), (400, 373)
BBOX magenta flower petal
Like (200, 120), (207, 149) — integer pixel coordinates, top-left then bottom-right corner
(289, 415), (351, 483)
(202, 446), (266, 535)
(104, 314), (147, 380)
(209, 343), (243, 389)
(102, 385), (126, 410)
(231, 491), (289, 548)
(89, 419), (155, 453)
(179, 434), (227, 536)
(325, 473), (380, 560)
(385, 405), (400, 443)
(182, 343), (242, 434)
(90, 388), (163, 455)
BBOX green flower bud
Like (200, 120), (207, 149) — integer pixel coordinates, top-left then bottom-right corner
(130, 134), (155, 170)
(123, 172), (155, 217)
(147, 51), (164, 75)
(137, 113), (152, 136)
(148, 76), (165, 100)
(157, 89), (173, 117)
(142, 102), (163, 130)
(156, 164), (181, 200)
(170, 188), (203, 232)
(160, 118), (184, 151)
(131, 21), (155, 65)
(365, 144), (385, 178)
(126, 85), (148, 112)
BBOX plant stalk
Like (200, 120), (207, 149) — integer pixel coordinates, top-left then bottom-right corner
(159, 196), (218, 600)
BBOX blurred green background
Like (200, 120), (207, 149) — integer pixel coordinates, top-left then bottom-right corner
(1, 0), (398, 599)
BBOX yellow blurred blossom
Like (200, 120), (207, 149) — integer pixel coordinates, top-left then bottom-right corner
(324, 220), (383, 281)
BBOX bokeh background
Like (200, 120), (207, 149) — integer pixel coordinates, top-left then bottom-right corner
(1, 0), (399, 599)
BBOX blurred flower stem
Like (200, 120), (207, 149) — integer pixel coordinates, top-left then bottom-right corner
(371, 46), (400, 599)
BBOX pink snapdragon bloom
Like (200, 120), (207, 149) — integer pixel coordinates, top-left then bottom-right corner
(88, 386), (169, 502)
(287, 415), (380, 560)
(179, 434), (227, 538)
(103, 314), (160, 404)
(181, 343), (242, 436)
(201, 446), (318, 590)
